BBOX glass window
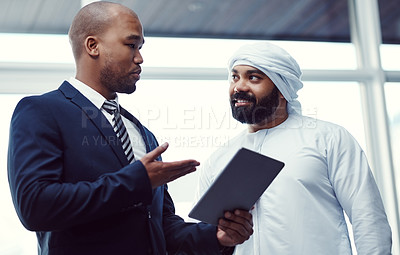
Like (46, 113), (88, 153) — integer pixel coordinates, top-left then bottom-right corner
(298, 81), (366, 151)
(378, 0), (400, 44)
(0, 33), (73, 64)
(385, 82), (400, 204)
(380, 44), (400, 71)
(142, 38), (357, 70)
(0, 33), (357, 71)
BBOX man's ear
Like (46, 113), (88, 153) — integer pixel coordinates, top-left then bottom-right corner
(84, 36), (99, 57)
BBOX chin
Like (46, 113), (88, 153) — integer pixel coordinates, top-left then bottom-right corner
(120, 85), (136, 94)
(127, 87), (137, 94)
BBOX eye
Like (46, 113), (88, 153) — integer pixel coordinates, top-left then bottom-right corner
(127, 44), (136, 49)
(231, 74), (239, 81)
(249, 75), (261, 81)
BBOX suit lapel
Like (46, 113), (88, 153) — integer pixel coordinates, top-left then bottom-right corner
(58, 81), (129, 166)
(120, 107), (152, 153)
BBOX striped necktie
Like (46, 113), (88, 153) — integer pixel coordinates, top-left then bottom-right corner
(102, 100), (135, 163)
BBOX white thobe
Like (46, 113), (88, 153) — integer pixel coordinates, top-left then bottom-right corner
(194, 114), (391, 255)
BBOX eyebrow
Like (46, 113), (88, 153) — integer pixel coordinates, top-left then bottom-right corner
(231, 68), (265, 76)
(126, 34), (145, 44)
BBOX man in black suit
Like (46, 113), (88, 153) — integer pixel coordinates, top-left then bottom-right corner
(7, 2), (253, 254)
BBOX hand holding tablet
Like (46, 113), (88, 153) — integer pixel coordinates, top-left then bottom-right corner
(189, 148), (285, 225)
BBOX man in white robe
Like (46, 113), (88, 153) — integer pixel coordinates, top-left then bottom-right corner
(194, 42), (392, 254)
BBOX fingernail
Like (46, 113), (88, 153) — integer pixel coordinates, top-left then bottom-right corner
(225, 212), (232, 218)
(161, 142), (169, 148)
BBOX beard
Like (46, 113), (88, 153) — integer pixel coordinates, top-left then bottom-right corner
(230, 86), (280, 124)
(100, 59), (137, 95)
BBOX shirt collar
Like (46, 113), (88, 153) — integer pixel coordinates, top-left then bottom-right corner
(67, 77), (119, 109)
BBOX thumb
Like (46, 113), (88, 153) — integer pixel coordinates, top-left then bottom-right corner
(145, 142), (169, 162)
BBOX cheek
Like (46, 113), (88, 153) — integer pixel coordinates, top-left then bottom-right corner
(121, 55), (133, 65)
(111, 49), (132, 63)
(259, 86), (274, 96)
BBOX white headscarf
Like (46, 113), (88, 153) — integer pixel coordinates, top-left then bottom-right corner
(228, 42), (303, 115)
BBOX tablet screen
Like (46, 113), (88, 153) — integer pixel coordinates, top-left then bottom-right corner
(189, 148), (284, 225)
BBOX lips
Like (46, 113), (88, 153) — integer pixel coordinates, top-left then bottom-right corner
(130, 68), (141, 79)
(231, 92), (255, 107)
(234, 99), (252, 107)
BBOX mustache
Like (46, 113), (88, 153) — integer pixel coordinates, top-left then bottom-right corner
(231, 92), (256, 103)
(130, 67), (142, 74)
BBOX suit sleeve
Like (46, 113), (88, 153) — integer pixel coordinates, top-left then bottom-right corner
(8, 96), (153, 231)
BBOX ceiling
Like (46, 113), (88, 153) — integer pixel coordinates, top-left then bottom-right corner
(0, 0), (399, 44)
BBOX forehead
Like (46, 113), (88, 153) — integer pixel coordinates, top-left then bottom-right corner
(231, 65), (266, 76)
(106, 10), (144, 42)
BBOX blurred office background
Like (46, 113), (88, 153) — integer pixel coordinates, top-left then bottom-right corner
(0, 0), (399, 254)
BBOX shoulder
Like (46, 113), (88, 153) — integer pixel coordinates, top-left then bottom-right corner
(314, 117), (355, 141)
(13, 89), (62, 116)
(298, 115), (362, 152)
(293, 114), (353, 138)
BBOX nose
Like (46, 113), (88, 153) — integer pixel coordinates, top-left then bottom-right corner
(234, 78), (249, 92)
(134, 50), (143, 64)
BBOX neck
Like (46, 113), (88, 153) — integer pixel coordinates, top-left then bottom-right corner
(75, 73), (116, 100)
(248, 107), (288, 133)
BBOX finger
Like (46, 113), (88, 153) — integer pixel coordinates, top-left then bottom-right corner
(167, 165), (198, 182)
(232, 210), (253, 227)
(143, 142), (169, 162)
(164, 161), (199, 178)
(218, 211), (253, 239)
(218, 224), (249, 245)
(162, 159), (200, 170)
(218, 218), (248, 239)
(223, 211), (253, 230)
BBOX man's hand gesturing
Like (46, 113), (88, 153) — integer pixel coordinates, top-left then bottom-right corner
(140, 142), (200, 189)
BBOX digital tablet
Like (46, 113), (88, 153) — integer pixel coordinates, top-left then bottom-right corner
(188, 147), (284, 225)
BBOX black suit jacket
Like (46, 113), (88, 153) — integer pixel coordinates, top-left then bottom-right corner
(8, 81), (219, 255)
